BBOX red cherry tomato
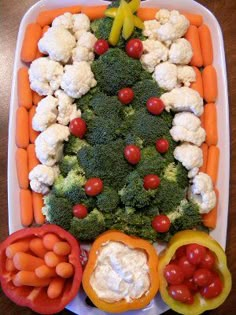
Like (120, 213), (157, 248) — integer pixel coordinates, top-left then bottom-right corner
(183, 277), (199, 293)
(73, 204), (88, 219)
(186, 244), (207, 265)
(69, 118), (87, 139)
(199, 250), (216, 270)
(200, 275), (223, 299)
(85, 178), (103, 196)
(178, 256), (196, 279)
(175, 246), (186, 259)
(143, 174), (160, 190)
(193, 268), (214, 287)
(168, 284), (193, 303)
(146, 97), (165, 115)
(164, 264), (185, 285)
(94, 39), (109, 55)
(124, 145), (141, 165)
(152, 215), (171, 233)
(156, 138), (169, 153)
(125, 39), (143, 59)
(118, 87), (134, 105)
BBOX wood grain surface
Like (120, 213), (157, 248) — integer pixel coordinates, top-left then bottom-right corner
(0, 0), (235, 314)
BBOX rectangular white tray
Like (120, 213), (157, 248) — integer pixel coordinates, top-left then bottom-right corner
(8, 0), (230, 314)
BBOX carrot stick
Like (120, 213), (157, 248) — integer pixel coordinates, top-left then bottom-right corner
(198, 24), (213, 66)
(190, 66), (203, 98)
(35, 25), (50, 58)
(29, 106), (40, 143)
(35, 265), (57, 279)
(6, 241), (29, 259)
(36, 6), (82, 27)
(56, 262), (74, 279)
(202, 65), (218, 103)
(44, 252), (67, 268)
(81, 5), (108, 20)
(47, 277), (65, 299)
(16, 107), (29, 148)
(32, 92), (44, 106)
(16, 148), (29, 189)
(202, 188), (219, 229)
(53, 242), (71, 256)
(27, 144), (39, 172)
(20, 189), (33, 227)
(18, 67), (32, 109)
(182, 13), (203, 26)
(200, 111), (205, 129)
(32, 192), (45, 225)
(199, 143), (208, 173)
(43, 233), (60, 250)
(204, 103), (218, 146)
(13, 271), (51, 287)
(6, 258), (17, 272)
(206, 146), (220, 185)
(21, 23), (42, 62)
(185, 25), (203, 67)
(137, 7), (159, 20)
(29, 238), (48, 258)
(13, 252), (44, 271)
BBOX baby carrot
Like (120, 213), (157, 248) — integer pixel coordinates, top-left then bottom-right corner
(21, 23), (42, 62)
(16, 148), (29, 189)
(53, 242), (71, 256)
(32, 192), (45, 225)
(35, 265), (57, 279)
(36, 6), (82, 27)
(81, 5), (108, 20)
(16, 107), (29, 148)
(29, 238), (47, 258)
(35, 25), (50, 58)
(185, 25), (203, 67)
(18, 67), (32, 109)
(137, 7), (159, 20)
(47, 277), (65, 299)
(13, 270), (51, 287)
(182, 13), (203, 26)
(13, 252), (44, 271)
(204, 103), (218, 146)
(44, 251), (67, 268)
(5, 258), (17, 272)
(199, 24), (213, 66)
(29, 106), (40, 143)
(27, 144), (39, 172)
(202, 65), (218, 103)
(199, 143), (208, 173)
(32, 92), (44, 105)
(43, 233), (60, 250)
(20, 189), (33, 227)
(190, 66), (203, 98)
(202, 188), (219, 229)
(56, 262), (74, 279)
(206, 146), (220, 185)
(6, 241), (29, 258)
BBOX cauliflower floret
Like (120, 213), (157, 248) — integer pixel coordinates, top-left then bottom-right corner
(52, 12), (73, 30)
(75, 31), (97, 50)
(161, 87), (203, 116)
(61, 62), (97, 98)
(153, 62), (178, 91)
(38, 26), (76, 63)
(188, 167), (199, 179)
(177, 66), (196, 87)
(72, 46), (94, 63)
(174, 143), (203, 170)
(155, 9), (170, 24)
(172, 112), (201, 131)
(72, 13), (90, 33)
(32, 95), (58, 132)
(143, 20), (160, 39)
(191, 172), (214, 194)
(169, 38), (193, 64)
(55, 90), (81, 125)
(29, 165), (59, 194)
(29, 57), (63, 96)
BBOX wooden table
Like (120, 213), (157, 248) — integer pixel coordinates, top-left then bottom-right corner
(0, 0), (235, 314)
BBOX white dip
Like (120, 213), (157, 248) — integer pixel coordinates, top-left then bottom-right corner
(90, 241), (150, 303)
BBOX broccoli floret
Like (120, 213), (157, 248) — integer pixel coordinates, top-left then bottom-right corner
(69, 209), (105, 241)
(163, 162), (189, 189)
(59, 155), (84, 177)
(82, 108), (96, 122)
(96, 187), (120, 212)
(42, 193), (73, 230)
(122, 105), (136, 119)
(64, 135), (89, 155)
(92, 48), (143, 95)
(124, 133), (144, 148)
(76, 87), (99, 111)
(159, 110), (174, 128)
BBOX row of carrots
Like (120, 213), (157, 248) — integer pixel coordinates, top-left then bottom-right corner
(5, 233), (74, 299)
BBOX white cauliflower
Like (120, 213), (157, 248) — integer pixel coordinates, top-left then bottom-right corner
(38, 26), (76, 63)
(177, 66), (196, 87)
(72, 46), (94, 63)
(52, 12), (73, 30)
(188, 167), (199, 179)
(29, 165), (59, 195)
(55, 90), (81, 125)
(174, 143), (203, 170)
(29, 57), (63, 96)
(32, 95), (58, 132)
(155, 9), (170, 24)
(169, 38), (193, 64)
(172, 112), (201, 131)
(72, 13), (90, 33)
(35, 124), (70, 166)
(161, 87), (203, 116)
(75, 31), (97, 50)
(153, 62), (178, 91)
(61, 62), (97, 98)
(143, 20), (160, 39)
(191, 172), (214, 194)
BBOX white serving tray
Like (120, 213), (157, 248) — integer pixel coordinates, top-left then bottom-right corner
(8, 0), (230, 314)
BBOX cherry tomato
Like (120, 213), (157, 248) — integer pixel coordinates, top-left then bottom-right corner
(183, 277), (199, 293)
(156, 138), (169, 153)
(175, 246), (186, 259)
(186, 244), (207, 265)
(168, 284), (193, 303)
(94, 39), (109, 55)
(125, 39), (143, 59)
(85, 178), (103, 196)
(193, 268), (214, 287)
(164, 264), (185, 285)
(124, 145), (141, 165)
(178, 256), (196, 279)
(200, 275), (223, 299)
(73, 204), (88, 219)
(199, 250), (216, 270)
(152, 215), (171, 233)
(143, 174), (160, 190)
(146, 97), (165, 115)
(118, 88), (134, 105)
(69, 118), (87, 139)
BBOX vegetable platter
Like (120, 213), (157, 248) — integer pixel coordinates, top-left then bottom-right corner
(6, 0), (230, 314)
